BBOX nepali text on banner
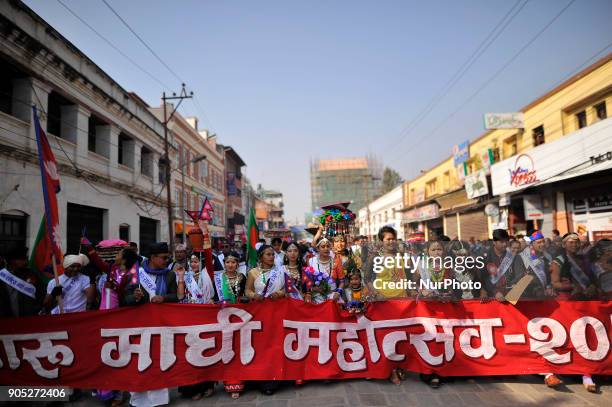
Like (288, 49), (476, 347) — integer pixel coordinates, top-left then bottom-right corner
(0, 299), (610, 391)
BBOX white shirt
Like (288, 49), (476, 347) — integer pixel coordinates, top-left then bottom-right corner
(46, 273), (90, 314)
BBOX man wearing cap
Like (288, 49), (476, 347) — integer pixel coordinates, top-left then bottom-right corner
(481, 229), (517, 301)
(123, 242), (178, 305)
(513, 230), (562, 388)
(0, 247), (45, 317)
(168, 243), (188, 273)
(512, 230), (553, 300)
(122, 242), (177, 407)
(44, 253), (96, 314)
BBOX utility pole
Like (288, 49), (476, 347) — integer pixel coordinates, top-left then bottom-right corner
(162, 84), (193, 254)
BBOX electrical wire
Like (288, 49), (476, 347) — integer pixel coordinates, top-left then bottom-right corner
(55, 0), (172, 90)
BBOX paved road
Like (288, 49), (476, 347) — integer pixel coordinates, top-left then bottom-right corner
(68, 374), (610, 406)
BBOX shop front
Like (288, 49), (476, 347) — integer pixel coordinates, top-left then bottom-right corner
(402, 203), (440, 241)
(491, 117), (612, 238)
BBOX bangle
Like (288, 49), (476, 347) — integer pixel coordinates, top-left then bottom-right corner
(178, 279), (185, 283)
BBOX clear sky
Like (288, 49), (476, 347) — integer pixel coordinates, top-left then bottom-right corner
(23, 0), (612, 223)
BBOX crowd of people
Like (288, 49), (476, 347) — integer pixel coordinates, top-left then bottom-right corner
(0, 225), (610, 405)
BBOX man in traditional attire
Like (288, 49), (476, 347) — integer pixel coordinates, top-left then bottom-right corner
(123, 242), (178, 407)
(481, 229), (517, 301)
(0, 247), (45, 317)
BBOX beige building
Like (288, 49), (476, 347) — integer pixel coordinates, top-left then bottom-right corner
(402, 53), (612, 241)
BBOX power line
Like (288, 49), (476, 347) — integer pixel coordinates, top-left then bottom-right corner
(384, 51), (611, 178)
(388, 0), (578, 166)
(100, 0), (183, 85)
(97, 0), (219, 142)
(380, 0), (528, 153)
(55, 0), (172, 90)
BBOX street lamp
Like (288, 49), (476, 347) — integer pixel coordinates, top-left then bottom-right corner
(180, 154), (207, 244)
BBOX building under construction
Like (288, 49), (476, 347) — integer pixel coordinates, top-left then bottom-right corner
(310, 156), (382, 214)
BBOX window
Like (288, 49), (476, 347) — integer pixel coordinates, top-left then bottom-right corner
(443, 171), (450, 191)
(119, 224), (130, 242)
(185, 148), (191, 177)
(504, 135), (518, 158)
(47, 91), (72, 139)
(426, 178), (438, 197)
(88, 115), (109, 157)
(178, 144), (183, 168)
(594, 101), (607, 120)
(532, 125), (545, 146)
(140, 146), (153, 177)
(200, 161), (207, 182)
(118, 133), (134, 168)
(576, 110), (587, 129)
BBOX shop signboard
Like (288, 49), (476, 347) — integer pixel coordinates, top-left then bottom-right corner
(523, 195), (544, 220)
(453, 140), (470, 166)
(490, 118), (612, 195)
(484, 113), (525, 130)
(465, 170), (489, 199)
(404, 203), (439, 222)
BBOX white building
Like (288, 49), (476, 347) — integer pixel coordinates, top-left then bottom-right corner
(0, 1), (171, 256)
(357, 185), (404, 240)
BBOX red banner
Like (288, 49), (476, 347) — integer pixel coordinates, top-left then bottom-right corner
(0, 299), (610, 391)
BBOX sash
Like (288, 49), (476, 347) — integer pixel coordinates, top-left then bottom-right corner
(183, 272), (203, 302)
(490, 251), (515, 285)
(213, 272), (236, 303)
(51, 275), (81, 315)
(138, 268), (158, 299)
(592, 263), (612, 292)
(0, 269), (36, 299)
(284, 270), (303, 300)
(566, 255), (591, 290)
(520, 249), (547, 287)
(261, 266), (282, 298)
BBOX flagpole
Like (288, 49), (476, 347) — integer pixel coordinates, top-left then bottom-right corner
(51, 254), (64, 313)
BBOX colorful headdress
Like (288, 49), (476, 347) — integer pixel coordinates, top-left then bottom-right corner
(529, 231), (544, 242)
(317, 202), (356, 238)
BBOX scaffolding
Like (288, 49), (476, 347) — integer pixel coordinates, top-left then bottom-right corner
(310, 155), (382, 213)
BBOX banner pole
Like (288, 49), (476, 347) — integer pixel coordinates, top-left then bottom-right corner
(51, 254), (64, 314)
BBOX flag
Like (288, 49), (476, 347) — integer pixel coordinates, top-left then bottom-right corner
(33, 105), (63, 272)
(28, 216), (57, 285)
(187, 196), (213, 223)
(246, 207), (258, 268)
(80, 226), (91, 246)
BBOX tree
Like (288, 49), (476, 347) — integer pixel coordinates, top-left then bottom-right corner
(380, 167), (403, 195)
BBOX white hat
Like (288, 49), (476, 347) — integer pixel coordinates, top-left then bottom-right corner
(63, 253), (89, 268)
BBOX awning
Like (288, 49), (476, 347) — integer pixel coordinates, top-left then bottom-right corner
(435, 189), (477, 213)
(535, 155), (612, 186)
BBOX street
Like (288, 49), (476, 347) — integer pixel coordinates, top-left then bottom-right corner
(69, 375), (611, 407)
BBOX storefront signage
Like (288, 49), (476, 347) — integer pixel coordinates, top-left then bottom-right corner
(453, 140), (470, 166)
(404, 203), (439, 222)
(465, 170), (489, 199)
(491, 118), (612, 195)
(484, 113), (525, 129)
(509, 154), (539, 188)
(523, 195), (544, 220)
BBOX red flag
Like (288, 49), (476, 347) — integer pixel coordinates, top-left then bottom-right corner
(33, 106), (63, 271)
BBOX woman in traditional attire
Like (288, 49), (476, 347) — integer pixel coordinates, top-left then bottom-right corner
(550, 233), (598, 392)
(245, 245), (285, 395)
(305, 238), (340, 303)
(176, 255), (216, 400)
(415, 240), (453, 388)
(211, 252), (247, 399)
(86, 242), (138, 407)
(283, 241), (304, 300)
